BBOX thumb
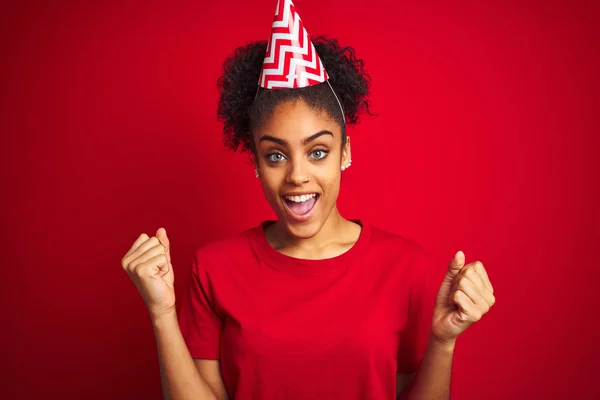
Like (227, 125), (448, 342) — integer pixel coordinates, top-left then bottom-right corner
(156, 227), (171, 262)
(447, 250), (465, 277)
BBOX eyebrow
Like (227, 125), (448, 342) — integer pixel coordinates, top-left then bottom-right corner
(259, 130), (334, 146)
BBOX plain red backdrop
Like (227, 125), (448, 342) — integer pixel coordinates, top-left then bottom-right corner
(2, 0), (599, 398)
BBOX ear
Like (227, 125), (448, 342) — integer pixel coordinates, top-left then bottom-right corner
(251, 146), (259, 169)
(341, 135), (352, 166)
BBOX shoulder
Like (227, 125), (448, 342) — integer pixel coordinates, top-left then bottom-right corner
(367, 223), (431, 260)
(191, 224), (262, 270)
(194, 225), (260, 260)
(364, 224), (438, 300)
(364, 222), (434, 278)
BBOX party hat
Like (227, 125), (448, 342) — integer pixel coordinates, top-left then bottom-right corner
(258, 0), (328, 89)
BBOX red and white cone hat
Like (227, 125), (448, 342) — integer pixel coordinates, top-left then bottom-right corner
(258, 0), (328, 89)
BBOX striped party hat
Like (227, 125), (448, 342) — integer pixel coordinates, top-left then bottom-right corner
(258, 0), (328, 89)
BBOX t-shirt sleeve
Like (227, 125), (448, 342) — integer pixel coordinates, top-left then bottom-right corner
(178, 248), (223, 359)
(396, 249), (438, 373)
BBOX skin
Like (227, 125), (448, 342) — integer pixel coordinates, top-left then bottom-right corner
(253, 99), (362, 259)
(122, 98), (496, 400)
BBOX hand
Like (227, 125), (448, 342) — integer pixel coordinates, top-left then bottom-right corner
(431, 251), (496, 345)
(121, 227), (175, 319)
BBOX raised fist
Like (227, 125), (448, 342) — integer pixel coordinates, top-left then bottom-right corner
(121, 228), (175, 318)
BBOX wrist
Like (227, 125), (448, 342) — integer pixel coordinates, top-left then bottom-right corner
(430, 334), (457, 352)
(150, 308), (178, 327)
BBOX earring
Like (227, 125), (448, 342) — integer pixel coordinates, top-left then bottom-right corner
(255, 168), (259, 178)
(341, 159), (352, 171)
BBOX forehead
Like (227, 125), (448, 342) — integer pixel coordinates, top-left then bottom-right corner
(255, 99), (340, 143)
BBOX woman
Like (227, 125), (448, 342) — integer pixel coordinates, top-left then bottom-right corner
(121, 1), (495, 399)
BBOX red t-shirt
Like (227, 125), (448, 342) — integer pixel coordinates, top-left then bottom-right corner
(178, 220), (438, 399)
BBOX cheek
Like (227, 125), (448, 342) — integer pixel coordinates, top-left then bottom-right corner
(260, 172), (283, 199)
(314, 170), (341, 196)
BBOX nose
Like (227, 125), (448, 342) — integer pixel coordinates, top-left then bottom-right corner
(285, 158), (310, 186)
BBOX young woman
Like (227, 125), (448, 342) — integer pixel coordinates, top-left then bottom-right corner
(121, 2), (495, 399)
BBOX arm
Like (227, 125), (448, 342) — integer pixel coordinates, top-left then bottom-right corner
(153, 311), (228, 400)
(396, 373), (416, 398)
(397, 335), (455, 400)
(398, 251), (495, 399)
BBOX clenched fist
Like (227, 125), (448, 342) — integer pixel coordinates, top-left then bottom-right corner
(122, 227), (175, 319)
(431, 251), (496, 345)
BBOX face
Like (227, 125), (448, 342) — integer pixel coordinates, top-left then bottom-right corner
(253, 99), (351, 239)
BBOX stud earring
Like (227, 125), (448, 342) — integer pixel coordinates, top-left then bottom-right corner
(341, 159), (352, 171)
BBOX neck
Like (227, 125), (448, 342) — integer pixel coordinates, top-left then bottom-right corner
(273, 206), (348, 253)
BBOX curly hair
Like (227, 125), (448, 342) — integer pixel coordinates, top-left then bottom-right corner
(216, 36), (373, 156)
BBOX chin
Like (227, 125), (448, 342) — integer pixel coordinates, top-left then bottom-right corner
(282, 219), (323, 239)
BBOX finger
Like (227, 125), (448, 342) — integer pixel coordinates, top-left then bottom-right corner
(452, 290), (481, 322)
(463, 268), (496, 307)
(124, 236), (160, 267)
(451, 260), (473, 292)
(463, 267), (489, 296)
(447, 250), (465, 277)
(129, 244), (167, 272)
(136, 253), (169, 278)
(472, 261), (494, 294)
(453, 261), (493, 295)
(455, 277), (492, 313)
(123, 233), (149, 260)
(156, 227), (171, 262)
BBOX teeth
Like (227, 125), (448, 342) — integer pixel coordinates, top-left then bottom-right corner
(285, 193), (317, 203)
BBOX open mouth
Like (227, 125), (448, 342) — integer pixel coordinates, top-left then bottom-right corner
(282, 193), (320, 220)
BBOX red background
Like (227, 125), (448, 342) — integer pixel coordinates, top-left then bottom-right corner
(2, 0), (599, 398)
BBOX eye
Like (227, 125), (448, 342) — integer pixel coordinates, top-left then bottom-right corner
(266, 152), (286, 163)
(310, 149), (329, 160)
